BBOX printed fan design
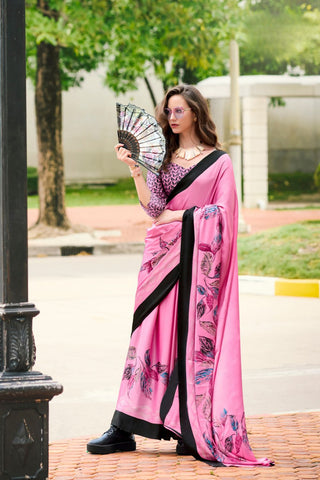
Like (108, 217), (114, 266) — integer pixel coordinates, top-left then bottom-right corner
(116, 103), (166, 175)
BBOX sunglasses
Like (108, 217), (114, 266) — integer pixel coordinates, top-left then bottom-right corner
(164, 107), (192, 119)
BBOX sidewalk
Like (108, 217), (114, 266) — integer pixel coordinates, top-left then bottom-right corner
(28, 205), (320, 298)
(49, 411), (320, 480)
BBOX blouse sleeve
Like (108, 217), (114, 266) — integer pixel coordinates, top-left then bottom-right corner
(140, 171), (167, 218)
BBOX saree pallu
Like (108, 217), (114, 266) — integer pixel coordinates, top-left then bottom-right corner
(112, 151), (272, 467)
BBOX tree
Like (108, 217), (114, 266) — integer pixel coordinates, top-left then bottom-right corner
(26, 0), (110, 231)
(240, 1), (320, 75)
(104, 0), (243, 106)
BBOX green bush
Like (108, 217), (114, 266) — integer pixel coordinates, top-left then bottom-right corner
(27, 166), (38, 195)
(314, 163), (320, 191)
(268, 172), (316, 201)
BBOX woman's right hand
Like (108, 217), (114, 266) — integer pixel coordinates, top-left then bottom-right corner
(114, 143), (137, 168)
(115, 143), (151, 207)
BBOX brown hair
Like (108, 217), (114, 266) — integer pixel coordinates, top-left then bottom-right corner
(156, 84), (220, 170)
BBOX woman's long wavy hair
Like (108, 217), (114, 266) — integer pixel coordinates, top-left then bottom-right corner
(156, 84), (221, 171)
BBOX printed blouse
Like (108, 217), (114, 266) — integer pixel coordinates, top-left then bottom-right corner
(141, 163), (194, 218)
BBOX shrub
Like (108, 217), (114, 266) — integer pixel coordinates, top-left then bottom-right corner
(268, 172), (316, 200)
(27, 166), (38, 195)
(314, 163), (320, 191)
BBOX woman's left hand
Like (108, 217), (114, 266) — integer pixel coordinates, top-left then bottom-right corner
(154, 209), (185, 225)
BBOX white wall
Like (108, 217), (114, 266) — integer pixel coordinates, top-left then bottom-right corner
(268, 97), (320, 173)
(27, 69), (164, 183)
(209, 96), (319, 175)
(27, 72), (320, 184)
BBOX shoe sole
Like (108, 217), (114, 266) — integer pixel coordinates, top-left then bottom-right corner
(176, 446), (192, 456)
(87, 441), (136, 455)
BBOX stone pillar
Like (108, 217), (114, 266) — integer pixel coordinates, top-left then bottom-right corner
(242, 96), (268, 209)
(229, 40), (248, 232)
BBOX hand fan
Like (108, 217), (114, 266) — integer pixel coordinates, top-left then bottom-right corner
(116, 103), (166, 175)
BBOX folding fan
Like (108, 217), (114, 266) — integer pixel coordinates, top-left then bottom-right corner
(116, 103), (166, 175)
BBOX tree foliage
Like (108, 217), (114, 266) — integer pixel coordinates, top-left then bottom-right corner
(105, 0), (243, 100)
(26, 0), (111, 90)
(26, 0), (243, 98)
(241, 1), (320, 75)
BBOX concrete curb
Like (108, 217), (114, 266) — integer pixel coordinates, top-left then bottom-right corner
(28, 236), (320, 299)
(28, 241), (145, 257)
(28, 230), (145, 257)
(275, 278), (320, 298)
(239, 275), (320, 299)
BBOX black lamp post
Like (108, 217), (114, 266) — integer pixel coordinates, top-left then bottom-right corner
(0, 2), (62, 479)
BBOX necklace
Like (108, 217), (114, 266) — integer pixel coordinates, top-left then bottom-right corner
(175, 144), (204, 161)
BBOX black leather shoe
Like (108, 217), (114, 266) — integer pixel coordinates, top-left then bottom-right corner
(87, 425), (136, 454)
(176, 439), (193, 456)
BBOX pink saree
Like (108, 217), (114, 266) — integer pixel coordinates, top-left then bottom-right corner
(112, 151), (272, 467)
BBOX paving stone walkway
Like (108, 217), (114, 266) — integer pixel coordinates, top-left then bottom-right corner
(49, 411), (320, 480)
(28, 205), (320, 243)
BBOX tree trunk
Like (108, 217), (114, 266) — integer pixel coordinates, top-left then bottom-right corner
(144, 76), (157, 108)
(35, 3), (69, 228)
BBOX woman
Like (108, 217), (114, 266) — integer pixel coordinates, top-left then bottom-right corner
(87, 85), (272, 467)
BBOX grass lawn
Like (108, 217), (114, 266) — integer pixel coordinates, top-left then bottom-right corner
(28, 172), (320, 209)
(27, 178), (138, 209)
(238, 220), (320, 279)
(270, 193), (320, 206)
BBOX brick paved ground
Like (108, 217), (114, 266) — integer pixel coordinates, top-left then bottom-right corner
(49, 411), (320, 480)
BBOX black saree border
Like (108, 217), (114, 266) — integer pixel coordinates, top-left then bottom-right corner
(173, 207), (225, 467)
(176, 206), (198, 455)
(131, 264), (180, 334)
(159, 361), (178, 423)
(166, 149), (226, 204)
(112, 410), (178, 441)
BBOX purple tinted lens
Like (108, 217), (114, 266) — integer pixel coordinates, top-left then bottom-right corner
(175, 109), (184, 118)
(164, 107), (184, 118)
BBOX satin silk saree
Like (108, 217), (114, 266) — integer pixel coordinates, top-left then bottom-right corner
(112, 151), (272, 466)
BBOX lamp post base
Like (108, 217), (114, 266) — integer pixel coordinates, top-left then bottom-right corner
(0, 372), (63, 480)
